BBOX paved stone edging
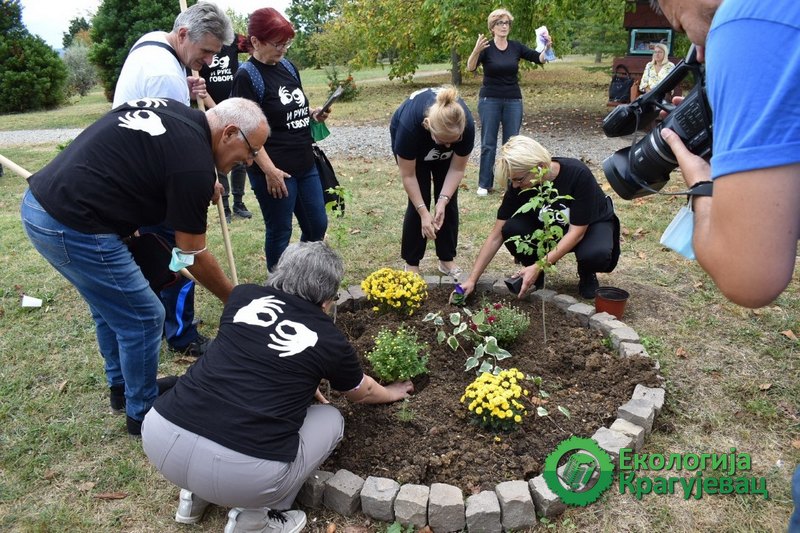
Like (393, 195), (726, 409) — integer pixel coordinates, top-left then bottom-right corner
(301, 276), (666, 531)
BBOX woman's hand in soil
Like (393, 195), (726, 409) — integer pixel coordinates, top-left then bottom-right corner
(386, 380), (415, 402)
(314, 387), (329, 404)
(517, 264), (542, 298)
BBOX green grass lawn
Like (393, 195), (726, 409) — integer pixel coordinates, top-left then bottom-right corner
(0, 58), (798, 532)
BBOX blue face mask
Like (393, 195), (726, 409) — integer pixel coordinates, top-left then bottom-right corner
(169, 247), (197, 272)
(660, 201), (696, 260)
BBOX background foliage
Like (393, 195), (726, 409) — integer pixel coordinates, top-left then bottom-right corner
(0, 0), (67, 113)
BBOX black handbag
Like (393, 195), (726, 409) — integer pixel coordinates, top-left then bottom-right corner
(125, 233), (179, 292)
(313, 144), (344, 215)
(609, 65), (634, 103)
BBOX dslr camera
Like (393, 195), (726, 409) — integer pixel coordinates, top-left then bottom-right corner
(602, 45), (713, 199)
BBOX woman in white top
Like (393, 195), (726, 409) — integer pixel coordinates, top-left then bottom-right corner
(639, 43), (675, 93)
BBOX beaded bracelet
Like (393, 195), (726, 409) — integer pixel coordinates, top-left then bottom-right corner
(438, 194), (450, 202)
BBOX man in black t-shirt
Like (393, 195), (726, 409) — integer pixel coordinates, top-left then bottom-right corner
(142, 242), (413, 531)
(20, 97), (268, 436)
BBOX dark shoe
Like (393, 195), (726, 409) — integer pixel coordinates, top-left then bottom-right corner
(126, 415), (142, 437)
(224, 208), (232, 224)
(534, 272), (545, 290)
(578, 270), (599, 299)
(110, 375), (177, 416)
(233, 202), (252, 219)
(169, 334), (212, 358)
(109, 384), (125, 414)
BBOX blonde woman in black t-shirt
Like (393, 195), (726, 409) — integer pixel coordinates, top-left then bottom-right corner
(458, 135), (620, 300)
(466, 9), (552, 197)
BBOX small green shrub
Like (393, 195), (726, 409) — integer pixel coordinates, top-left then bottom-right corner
(471, 301), (531, 348)
(325, 65), (359, 102)
(366, 326), (429, 383)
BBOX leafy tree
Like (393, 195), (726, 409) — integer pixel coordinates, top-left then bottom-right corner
(89, 0), (196, 101)
(63, 16), (91, 49)
(0, 0), (67, 112)
(63, 42), (98, 97)
(286, 0), (338, 68)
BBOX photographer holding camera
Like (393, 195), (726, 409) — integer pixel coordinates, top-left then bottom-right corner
(652, 0), (799, 309)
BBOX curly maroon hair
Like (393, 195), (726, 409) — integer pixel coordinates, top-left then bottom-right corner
(247, 8), (295, 46)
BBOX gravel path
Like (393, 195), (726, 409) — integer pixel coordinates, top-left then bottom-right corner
(0, 123), (630, 170)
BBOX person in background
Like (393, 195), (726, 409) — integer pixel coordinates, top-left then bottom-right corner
(458, 135), (620, 300)
(21, 97), (267, 436)
(638, 42), (675, 94)
(466, 8), (553, 197)
(230, 7), (329, 273)
(390, 86), (476, 280)
(199, 33), (253, 223)
(113, 1), (234, 359)
(141, 241), (413, 533)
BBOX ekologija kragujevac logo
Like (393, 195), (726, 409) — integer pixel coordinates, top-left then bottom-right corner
(543, 436), (615, 506)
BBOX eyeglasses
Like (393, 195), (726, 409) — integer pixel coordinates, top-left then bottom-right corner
(239, 129), (259, 159)
(493, 20), (511, 27)
(268, 40), (292, 51)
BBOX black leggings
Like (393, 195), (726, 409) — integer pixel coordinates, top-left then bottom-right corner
(400, 160), (459, 266)
(501, 213), (620, 274)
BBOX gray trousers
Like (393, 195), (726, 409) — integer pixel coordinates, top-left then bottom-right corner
(142, 405), (344, 509)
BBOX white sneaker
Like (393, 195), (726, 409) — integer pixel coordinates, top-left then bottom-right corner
(174, 489), (210, 524)
(224, 508), (307, 533)
(476, 187), (489, 196)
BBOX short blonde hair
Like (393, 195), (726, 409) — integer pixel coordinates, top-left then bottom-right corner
(422, 86), (466, 141)
(494, 135), (552, 188)
(487, 9), (514, 32)
(652, 43), (669, 66)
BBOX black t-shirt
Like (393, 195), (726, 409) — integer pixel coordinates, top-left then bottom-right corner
(199, 34), (245, 104)
(497, 158), (612, 229)
(389, 88), (476, 165)
(230, 57), (314, 177)
(154, 284), (365, 462)
(27, 98), (215, 236)
(476, 40), (542, 99)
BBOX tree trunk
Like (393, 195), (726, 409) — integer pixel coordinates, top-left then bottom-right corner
(450, 47), (462, 86)
(595, 51), (603, 63)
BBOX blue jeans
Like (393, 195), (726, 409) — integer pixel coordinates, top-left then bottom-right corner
(790, 465), (800, 532)
(248, 162), (328, 272)
(478, 97), (523, 190)
(138, 223), (199, 350)
(21, 189), (164, 421)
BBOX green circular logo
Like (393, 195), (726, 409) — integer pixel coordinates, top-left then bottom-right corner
(542, 436), (615, 506)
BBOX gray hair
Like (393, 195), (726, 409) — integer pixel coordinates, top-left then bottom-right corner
(173, 1), (234, 44)
(266, 242), (344, 305)
(207, 97), (268, 138)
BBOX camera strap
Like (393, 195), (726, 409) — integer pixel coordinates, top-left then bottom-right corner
(686, 180), (713, 196)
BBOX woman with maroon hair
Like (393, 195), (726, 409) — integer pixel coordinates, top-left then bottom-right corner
(231, 7), (330, 273)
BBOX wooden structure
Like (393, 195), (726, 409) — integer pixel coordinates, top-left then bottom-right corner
(610, 0), (681, 103)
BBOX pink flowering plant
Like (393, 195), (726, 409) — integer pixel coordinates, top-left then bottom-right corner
(469, 301), (530, 349)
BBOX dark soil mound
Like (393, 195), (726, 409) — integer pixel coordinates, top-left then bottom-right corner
(323, 288), (659, 494)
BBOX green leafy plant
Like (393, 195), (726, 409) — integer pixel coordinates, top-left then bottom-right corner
(394, 399), (416, 423)
(505, 173), (573, 343)
(461, 368), (530, 432)
(325, 65), (360, 102)
(471, 300), (530, 348)
(366, 326), (429, 382)
(361, 267), (428, 315)
(386, 522), (414, 533)
(324, 185), (351, 249)
(423, 307), (511, 374)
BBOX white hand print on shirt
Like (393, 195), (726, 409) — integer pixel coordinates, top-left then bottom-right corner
(233, 295), (284, 327)
(424, 148), (454, 161)
(117, 110), (166, 136)
(268, 320), (318, 357)
(125, 97), (169, 109)
(278, 86), (307, 107)
(278, 86), (293, 105)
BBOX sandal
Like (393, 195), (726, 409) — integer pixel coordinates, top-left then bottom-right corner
(438, 262), (463, 280)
